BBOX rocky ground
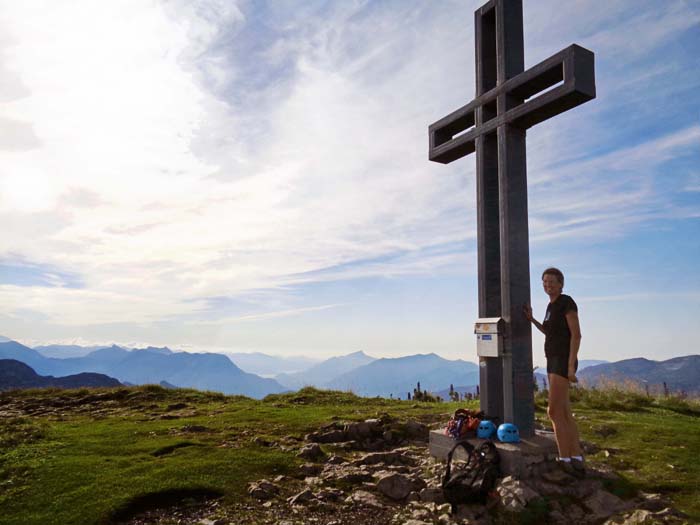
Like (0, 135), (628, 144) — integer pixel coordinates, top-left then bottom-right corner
(114, 415), (691, 525)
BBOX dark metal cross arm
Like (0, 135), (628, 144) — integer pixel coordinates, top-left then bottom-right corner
(429, 44), (595, 165)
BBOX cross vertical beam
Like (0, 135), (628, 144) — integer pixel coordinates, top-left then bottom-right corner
(475, 0), (534, 436)
(429, 0), (595, 438)
(498, 125), (534, 432)
(476, 132), (503, 421)
(475, 2), (503, 425)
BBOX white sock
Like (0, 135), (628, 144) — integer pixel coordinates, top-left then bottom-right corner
(558, 457), (571, 463)
(572, 455), (584, 461)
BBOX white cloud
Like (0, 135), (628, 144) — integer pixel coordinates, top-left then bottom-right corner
(0, 0), (697, 342)
(0, 283), (208, 326)
(193, 303), (346, 325)
(527, 125), (700, 240)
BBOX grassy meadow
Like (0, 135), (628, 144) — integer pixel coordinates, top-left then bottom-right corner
(0, 385), (698, 525)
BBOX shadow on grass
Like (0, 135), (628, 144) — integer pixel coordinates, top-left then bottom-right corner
(602, 476), (638, 499)
(150, 441), (204, 457)
(104, 487), (224, 524)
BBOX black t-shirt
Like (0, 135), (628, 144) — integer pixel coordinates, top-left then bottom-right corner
(543, 294), (578, 357)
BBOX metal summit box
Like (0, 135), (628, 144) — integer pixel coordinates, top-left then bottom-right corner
(474, 317), (504, 357)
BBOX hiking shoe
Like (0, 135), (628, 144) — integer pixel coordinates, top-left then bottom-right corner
(557, 459), (585, 479)
(571, 458), (586, 478)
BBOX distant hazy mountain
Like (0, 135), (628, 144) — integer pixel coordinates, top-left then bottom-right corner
(325, 353), (480, 399)
(274, 351), (376, 389)
(0, 359), (121, 390)
(0, 340), (286, 398)
(139, 346), (173, 355)
(30, 343), (321, 376)
(0, 335), (12, 343)
(578, 355), (700, 393)
(578, 359), (609, 370)
(0, 340), (49, 371)
(34, 344), (110, 358)
(225, 352), (322, 376)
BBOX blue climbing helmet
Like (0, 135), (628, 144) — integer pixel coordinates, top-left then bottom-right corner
(497, 423), (520, 443)
(477, 420), (497, 439)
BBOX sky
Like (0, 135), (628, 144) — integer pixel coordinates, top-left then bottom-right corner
(0, 0), (698, 366)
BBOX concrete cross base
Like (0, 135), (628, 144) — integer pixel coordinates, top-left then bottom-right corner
(429, 429), (559, 479)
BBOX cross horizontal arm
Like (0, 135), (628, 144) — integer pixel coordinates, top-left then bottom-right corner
(429, 44), (595, 164)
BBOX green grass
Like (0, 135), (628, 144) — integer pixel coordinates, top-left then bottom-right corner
(535, 387), (700, 520)
(0, 386), (453, 525)
(1, 385), (698, 525)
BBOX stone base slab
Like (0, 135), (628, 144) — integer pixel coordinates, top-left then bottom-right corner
(429, 429), (558, 478)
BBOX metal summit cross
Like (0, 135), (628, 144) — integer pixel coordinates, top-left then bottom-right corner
(428, 0), (595, 437)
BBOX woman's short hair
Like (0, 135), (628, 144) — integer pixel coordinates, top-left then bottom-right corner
(542, 267), (564, 286)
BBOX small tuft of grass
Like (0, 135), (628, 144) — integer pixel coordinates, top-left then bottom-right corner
(0, 417), (46, 448)
(655, 395), (700, 416)
(537, 383), (700, 416)
(263, 386), (364, 405)
(568, 386), (650, 412)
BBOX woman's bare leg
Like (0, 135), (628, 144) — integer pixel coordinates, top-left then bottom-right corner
(548, 374), (573, 457)
(563, 389), (582, 456)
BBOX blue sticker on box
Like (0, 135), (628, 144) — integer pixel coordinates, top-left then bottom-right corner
(482, 334), (492, 341)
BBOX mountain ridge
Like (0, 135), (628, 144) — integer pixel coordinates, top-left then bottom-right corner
(325, 353), (480, 398)
(224, 351), (322, 376)
(274, 350), (376, 389)
(1, 338), (697, 397)
(33, 344), (110, 358)
(0, 359), (122, 390)
(578, 355), (700, 393)
(0, 340), (286, 398)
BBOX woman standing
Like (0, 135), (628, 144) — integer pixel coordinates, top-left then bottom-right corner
(524, 267), (584, 475)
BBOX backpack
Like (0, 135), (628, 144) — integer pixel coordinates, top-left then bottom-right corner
(441, 440), (501, 509)
(445, 408), (482, 440)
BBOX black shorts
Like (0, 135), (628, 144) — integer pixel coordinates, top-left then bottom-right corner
(546, 355), (577, 379)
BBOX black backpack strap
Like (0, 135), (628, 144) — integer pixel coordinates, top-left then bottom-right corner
(442, 441), (475, 487)
(477, 440), (494, 454)
(477, 440), (500, 464)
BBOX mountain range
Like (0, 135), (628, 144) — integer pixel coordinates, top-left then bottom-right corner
(0, 359), (121, 390)
(578, 355), (700, 393)
(223, 352), (322, 377)
(274, 351), (376, 389)
(271, 352), (481, 399)
(0, 340), (286, 399)
(324, 353), (480, 399)
(1, 336), (697, 398)
(32, 344), (110, 358)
